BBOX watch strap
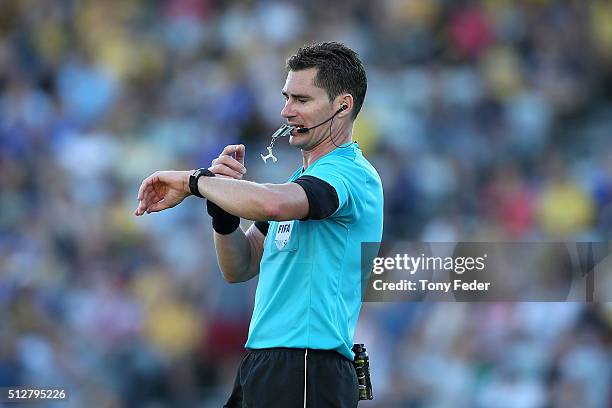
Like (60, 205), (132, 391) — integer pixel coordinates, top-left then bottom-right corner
(189, 168), (214, 198)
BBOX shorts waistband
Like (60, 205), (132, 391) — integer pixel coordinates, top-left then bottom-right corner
(246, 347), (351, 361)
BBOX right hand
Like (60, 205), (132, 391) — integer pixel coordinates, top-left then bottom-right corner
(209, 144), (247, 180)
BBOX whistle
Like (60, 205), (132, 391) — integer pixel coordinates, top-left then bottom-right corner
(261, 125), (294, 164)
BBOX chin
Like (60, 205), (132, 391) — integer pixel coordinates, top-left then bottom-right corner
(289, 134), (306, 147)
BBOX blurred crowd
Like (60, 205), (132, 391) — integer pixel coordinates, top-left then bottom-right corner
(1, 0), (611, 407)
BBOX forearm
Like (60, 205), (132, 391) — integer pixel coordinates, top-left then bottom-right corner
(197, 176), (304, 221)
(213, 227), (257, 283)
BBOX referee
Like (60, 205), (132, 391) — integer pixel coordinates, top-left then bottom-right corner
(135, 42), (383, 407)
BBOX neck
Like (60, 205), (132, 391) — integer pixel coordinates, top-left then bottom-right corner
(301, 127), (352, 170)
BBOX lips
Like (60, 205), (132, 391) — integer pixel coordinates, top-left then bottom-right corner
(286, 124), (303, 135)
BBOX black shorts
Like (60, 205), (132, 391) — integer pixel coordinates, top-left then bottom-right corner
(224, 348), (359, 408)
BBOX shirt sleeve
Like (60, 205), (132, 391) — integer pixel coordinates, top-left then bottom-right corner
(292, 175), (339, 220)
(296, 157), (364, 222)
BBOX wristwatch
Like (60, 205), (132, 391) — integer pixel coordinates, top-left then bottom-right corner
(189, 168), (215, 198)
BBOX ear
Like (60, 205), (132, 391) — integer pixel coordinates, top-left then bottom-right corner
(336, 94), (354, 118)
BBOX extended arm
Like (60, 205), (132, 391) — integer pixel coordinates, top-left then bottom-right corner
(134, 169), (309, 221)
(198, 176), (308, 221)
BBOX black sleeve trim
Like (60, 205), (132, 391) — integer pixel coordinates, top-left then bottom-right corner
(292, 175), (339, 220)
(254, 221), (269, 236)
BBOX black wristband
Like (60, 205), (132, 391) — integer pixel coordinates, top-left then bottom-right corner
(207, 200), (240, 235)
(189, 168), (214, 198)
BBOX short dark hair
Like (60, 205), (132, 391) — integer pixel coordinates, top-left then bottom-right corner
(286, 42), (367, 120)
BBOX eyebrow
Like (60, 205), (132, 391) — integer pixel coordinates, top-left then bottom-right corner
(282, 91), (312, 100)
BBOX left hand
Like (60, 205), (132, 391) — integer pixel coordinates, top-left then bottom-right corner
(134, 170), (191, 216)
(209, 144), (246, 179)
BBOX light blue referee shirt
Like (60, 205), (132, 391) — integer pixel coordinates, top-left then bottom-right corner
(246, 142), (384, 360)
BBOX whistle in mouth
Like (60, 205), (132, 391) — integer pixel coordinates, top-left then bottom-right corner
(270, 124), (294, 140)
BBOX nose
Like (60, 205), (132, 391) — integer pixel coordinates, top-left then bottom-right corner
(281, 100), (294, 119)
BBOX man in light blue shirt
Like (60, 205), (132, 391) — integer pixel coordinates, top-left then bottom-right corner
(135, 42), (383, 408)
(248, 141), (383, 361)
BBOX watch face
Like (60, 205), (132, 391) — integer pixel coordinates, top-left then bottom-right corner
(192, 168), (212, 180)
(189, 169), (202, 197)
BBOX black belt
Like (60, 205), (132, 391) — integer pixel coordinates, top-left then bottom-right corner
(246, 347), (351, 362)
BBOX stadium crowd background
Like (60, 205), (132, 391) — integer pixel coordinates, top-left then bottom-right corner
(1, 0), (611, 406)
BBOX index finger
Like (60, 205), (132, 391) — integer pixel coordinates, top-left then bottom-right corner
(137, 174), (154, 200)
(234, 144), (245, 165)
(221, 144), (245, 164)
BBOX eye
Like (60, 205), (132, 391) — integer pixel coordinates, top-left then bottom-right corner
(297, 99), (307, 103)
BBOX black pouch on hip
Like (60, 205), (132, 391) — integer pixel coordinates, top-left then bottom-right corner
(352, 343), (373, 400)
